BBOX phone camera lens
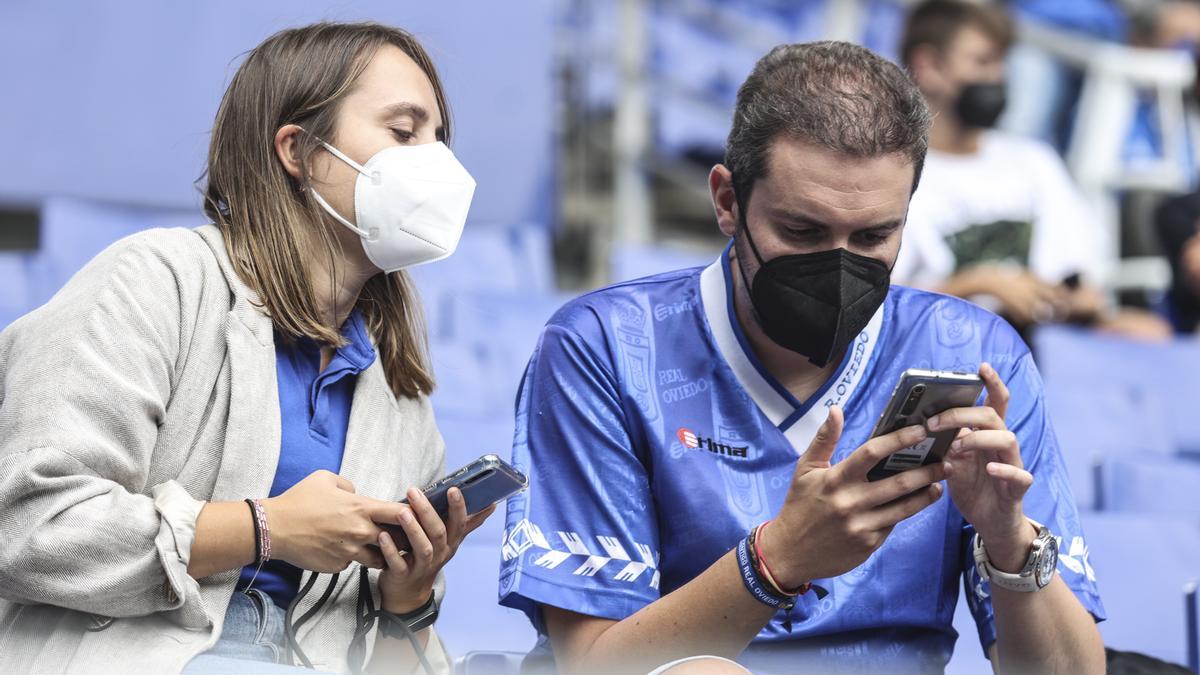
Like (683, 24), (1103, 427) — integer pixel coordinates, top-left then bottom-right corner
(900, 385), (925, 416)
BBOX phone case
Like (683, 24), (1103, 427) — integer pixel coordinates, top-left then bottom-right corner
(381, 454), (528, 551)
(865, 369), (984, 481)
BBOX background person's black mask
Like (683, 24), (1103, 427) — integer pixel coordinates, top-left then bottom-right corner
(955, 81), (1007, 129)
(736, 217), (891, 368)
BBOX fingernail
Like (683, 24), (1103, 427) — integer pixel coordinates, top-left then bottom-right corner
(927, 415), (940, 431)
(912, 425), (927, 441)
(932, 483), (943, 496)
(450, 488), (462, 502)
(400, 510), (414, 524)
(950, 439), (962, 451)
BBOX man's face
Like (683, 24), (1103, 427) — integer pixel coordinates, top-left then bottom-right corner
(714, 135), (914, 288)
(917, 25), (1006, 109)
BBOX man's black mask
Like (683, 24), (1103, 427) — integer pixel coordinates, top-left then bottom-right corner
(736, 215), (891, 368)
(956, 82), (1007, 129)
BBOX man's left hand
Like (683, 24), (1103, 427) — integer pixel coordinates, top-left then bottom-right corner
(928, 363), (1036, 572)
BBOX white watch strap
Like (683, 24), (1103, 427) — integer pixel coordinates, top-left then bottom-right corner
(972, 520), (1051, 593)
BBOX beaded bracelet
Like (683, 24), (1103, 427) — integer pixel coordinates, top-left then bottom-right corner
(252, 498), (272, 562)
(244, 499), (262, 564)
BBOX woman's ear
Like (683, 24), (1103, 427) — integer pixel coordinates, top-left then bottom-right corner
(274, 124), (306, 181)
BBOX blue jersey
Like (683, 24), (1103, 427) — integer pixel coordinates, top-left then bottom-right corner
(498, 245), (1105, 673)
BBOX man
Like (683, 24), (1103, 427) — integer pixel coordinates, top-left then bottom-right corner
(499, 41), (1105, 674)
(895, 0), (1171, 340)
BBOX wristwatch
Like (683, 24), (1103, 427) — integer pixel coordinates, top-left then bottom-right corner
(378, 593), (439, 638)
(973, 520), (1059, 593)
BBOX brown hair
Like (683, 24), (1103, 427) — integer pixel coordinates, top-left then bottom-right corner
(202, 22), (450, 399)
(900, 0), (1014, 69)
(725, 41), (932, 204)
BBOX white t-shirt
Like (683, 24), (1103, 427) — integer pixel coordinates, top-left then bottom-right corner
(895, 131), (1104, 288)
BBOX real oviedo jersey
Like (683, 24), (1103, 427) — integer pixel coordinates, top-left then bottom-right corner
(498, 245), (1104, 673)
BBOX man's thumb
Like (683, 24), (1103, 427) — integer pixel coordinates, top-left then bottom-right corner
(799, 405), (843, 469)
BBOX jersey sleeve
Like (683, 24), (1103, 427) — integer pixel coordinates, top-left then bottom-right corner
(960, 350), (1107, 654)
(498, 318), (661, 632)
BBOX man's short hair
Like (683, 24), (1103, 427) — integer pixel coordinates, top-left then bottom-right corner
(900, 0), (1014, 69)
(724, 41), (932, 205)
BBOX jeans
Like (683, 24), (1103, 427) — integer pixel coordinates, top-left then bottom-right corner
(183, 589), (319, 674)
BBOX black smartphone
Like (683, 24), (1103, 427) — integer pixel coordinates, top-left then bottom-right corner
(866, 369), (984, 481)
(380, 454), (528, 550)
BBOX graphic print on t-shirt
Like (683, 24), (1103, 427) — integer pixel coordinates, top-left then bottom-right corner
(944, 219), (1033, 272)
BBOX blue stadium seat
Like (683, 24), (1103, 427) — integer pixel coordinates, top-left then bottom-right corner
(1096, 454), (1200, 517)
(1034, 326), (1200, 457)
(438, 538), (538, 662)
(1043, 378), (1173, 510)
(455, 651), (524, 675)
(27, 197), (201, 306)
(609, 243), (720, 284)
(430, 290), (570, 418)
(1084, 512), (1200, 666)
(0, 252), (31, 330)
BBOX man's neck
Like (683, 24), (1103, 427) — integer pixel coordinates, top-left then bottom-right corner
(729, 252), (842, 403)
(928, 110), (983, 156)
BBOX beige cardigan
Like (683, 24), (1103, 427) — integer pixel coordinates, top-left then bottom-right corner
(0, 225), (450, 673)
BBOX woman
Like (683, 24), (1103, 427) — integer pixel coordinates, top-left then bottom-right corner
(0, 22), (488, 674)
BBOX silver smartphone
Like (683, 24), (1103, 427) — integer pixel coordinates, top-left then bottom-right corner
(866, 369), (984, 481)
(382, 454), (528, 550)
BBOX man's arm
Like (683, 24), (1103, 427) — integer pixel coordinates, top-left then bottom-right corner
(984, 523), (1105, 675)
(544, 410), (946, 674)
(935, 363), (1105, 675)
(544, 552), (774, 674)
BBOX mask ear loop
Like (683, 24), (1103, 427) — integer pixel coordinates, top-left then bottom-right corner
(732, 187), (768, 298)
(295, 127), (376, 238)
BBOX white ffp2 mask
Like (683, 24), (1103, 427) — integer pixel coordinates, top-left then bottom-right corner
(308, 140), (476, 273)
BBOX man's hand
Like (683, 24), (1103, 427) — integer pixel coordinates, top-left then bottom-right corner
(944, 266), (1068, 327)
(758, 406), (946, 589)
(934, 363), (1035, 571)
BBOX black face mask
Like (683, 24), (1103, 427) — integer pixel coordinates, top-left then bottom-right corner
(956, 82), (1007, 129)
(736, 217), (891, 368)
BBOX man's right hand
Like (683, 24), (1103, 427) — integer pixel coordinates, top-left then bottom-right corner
(758, 406), (945, 589)
(265, 470), (409, 573)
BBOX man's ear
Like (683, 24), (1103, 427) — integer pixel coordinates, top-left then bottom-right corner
(907, 43), (945, 95)
(709, 164), (741, 238)
(274, 124), (306, 181)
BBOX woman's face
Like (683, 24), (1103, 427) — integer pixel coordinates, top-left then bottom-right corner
(310, 44), (445, 245)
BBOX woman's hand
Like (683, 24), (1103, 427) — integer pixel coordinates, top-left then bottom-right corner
(264, 470), (406, 573)
(376, 486), (494, 614)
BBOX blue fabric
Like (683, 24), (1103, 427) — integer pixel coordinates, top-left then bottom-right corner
(498, 258), (1105, 674)
(183, 589), (320, 673)
(239, 310), (376, 608)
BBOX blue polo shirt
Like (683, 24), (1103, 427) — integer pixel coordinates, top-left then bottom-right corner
(499, 244), (1104, 673)
(239, 309), (376, 608)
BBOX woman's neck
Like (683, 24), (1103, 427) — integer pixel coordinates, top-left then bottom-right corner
(308, 226), (379, 330)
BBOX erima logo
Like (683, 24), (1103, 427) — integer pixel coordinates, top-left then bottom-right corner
(677, 427), (749, 458)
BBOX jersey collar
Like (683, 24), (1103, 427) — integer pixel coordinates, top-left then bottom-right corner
(699, 242), (885, 451)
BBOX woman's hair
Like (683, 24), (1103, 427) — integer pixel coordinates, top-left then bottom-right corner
(203, 22), (450, 399)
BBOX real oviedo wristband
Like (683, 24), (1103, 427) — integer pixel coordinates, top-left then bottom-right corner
(736, 536), (795, 611)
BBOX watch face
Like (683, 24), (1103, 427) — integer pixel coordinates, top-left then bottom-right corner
(1035, 534), (1059, 587)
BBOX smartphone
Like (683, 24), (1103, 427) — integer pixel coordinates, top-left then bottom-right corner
(866, 369), (984, 481)
(381, 454), (528, 550)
